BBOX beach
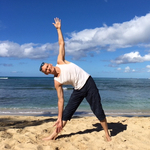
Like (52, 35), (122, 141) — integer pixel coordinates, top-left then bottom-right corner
(0, 115), (150, 150)
(0, 77), (150, 149)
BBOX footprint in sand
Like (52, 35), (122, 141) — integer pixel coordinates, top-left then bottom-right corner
(37, 145), (43, 150)
(83, 136), (90, 141)
(1, 131), (13, 139)
(4, 144), (11, 149)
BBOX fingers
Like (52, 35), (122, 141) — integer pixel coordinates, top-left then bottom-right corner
(54, 123), (62, 133)
(54, 17), (61, 23)
(56, 126), (62, 133)
(53, 119), (63, 133)
(52, 17), (61, 29)
(53, 121), (58, 127)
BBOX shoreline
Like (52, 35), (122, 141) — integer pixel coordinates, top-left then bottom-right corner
(0, 108), (150, 117)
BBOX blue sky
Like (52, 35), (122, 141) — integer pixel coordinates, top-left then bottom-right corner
(0, 0), (150, 78)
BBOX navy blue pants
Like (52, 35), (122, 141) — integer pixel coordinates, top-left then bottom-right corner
(62, 76), (106, 121)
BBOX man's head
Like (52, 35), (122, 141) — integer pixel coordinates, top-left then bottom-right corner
(39, 62), (53, 75)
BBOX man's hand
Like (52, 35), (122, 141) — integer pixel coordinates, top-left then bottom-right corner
(52, 17), (61, 29)
(54, 118), (63, 133)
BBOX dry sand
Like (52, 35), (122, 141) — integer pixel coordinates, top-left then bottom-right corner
(0, 115), (150, 150)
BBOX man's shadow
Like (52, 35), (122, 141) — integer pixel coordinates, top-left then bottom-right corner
(0, 117), (57, 131)
(57, 122), (127, 139)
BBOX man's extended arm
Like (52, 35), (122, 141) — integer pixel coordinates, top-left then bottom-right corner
(53, 18), (65, 64)
(54, 80), (64, 133)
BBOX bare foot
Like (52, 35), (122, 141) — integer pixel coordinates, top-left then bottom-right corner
(42, 135), (57, 141)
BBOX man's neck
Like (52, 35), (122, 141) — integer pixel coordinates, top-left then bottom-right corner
(54, 66), (60, 77)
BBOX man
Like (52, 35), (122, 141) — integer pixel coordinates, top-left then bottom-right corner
(40, 18), (111, 141)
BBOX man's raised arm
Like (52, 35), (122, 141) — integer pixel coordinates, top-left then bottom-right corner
(53, 18), (65, 64)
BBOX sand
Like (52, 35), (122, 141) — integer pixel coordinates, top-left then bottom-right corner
(0, 115), (150, 150)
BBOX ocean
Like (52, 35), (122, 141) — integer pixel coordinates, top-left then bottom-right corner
(0, 77), (150, 117)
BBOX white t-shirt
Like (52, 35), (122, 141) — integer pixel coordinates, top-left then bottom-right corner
(54, 62), (90, 90)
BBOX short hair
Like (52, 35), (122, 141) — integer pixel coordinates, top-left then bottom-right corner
(39, 62), (45, 71)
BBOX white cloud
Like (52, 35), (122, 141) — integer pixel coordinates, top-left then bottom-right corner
(0, 41), (58, 59)
(0, 13), (150, 59)
(124, 66), (136, 73)
(146, 65), (150, 69)
(111, 51), (150, 64)
(146, 65), (150, 72)
(125, 66), (130, 72)
(117, 66), (140, 73)
(65, 13), (150, 53)
(117, 67), (121, 70)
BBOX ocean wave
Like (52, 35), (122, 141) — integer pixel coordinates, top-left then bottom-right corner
(0, 87), (73, 91)
(63, 87), (73, 90)
(0, 77), (8, 79)
(0, 107), (59, 116)
(105, 111), (150, 117)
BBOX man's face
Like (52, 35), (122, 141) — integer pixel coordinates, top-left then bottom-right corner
(42, 63), (53, 75)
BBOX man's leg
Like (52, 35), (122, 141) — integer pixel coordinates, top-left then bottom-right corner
(86, 93), (111, 141)
(85, 77), (111, 141)
(43, 121), (67, 140)
(100, 118), (111, 141)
